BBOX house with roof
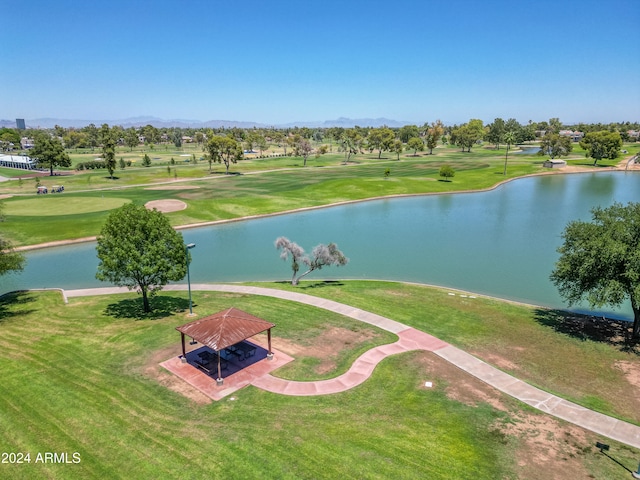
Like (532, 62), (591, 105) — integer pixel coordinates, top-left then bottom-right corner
(0, 154), (36, 170)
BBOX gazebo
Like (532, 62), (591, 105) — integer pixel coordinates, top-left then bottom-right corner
(176, 308), (275, 383)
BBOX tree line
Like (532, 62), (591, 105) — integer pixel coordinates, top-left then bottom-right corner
(2, 118), (638, 155)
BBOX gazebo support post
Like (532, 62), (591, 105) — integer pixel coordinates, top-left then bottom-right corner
(180, 333), (187, 363)
(217, 353), (222, 385)
(267, 328), (274, 360)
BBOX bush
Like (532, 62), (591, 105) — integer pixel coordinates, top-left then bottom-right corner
(439, 165), (455, 181)
(76, 160), (107, 171)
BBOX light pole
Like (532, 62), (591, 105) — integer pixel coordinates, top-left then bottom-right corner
(185, 243), (196, 315)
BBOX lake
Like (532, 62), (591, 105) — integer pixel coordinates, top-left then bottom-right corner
(2, 171), (639, 318)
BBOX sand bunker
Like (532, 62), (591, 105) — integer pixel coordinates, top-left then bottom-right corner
(145, 199), (188, 213)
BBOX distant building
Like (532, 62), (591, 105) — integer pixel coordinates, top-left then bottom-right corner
(20, 137), (35, 149)
(543, 159), (567, 169)
(559, 130), (584, 142)
(0, 154), (36, 170)
(16, 118), (26, 130)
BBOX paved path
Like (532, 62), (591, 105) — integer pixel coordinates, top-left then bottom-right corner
(64, 284), (640, 449)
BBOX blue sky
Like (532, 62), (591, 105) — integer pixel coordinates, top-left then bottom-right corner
(3, 0), (639, 125)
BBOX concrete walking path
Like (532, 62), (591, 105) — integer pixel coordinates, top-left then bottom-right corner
(64, 284), (640, 449)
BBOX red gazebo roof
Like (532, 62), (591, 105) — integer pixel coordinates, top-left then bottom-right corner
(176, 307), (276, 352)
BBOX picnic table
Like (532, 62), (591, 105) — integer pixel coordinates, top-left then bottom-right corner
(235, 342), (257, 359)
(196, 350), (228, 371)
(224, 342), (257, 361)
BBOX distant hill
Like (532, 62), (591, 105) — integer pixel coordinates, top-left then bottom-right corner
(3, 116), (413, 129)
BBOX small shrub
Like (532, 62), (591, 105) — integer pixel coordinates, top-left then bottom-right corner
(439, 165), (455, 181)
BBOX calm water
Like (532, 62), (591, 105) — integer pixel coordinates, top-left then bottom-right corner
(2, 171), (639, 318)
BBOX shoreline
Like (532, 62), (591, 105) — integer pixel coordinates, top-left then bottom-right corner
(15, 165), (637, 252)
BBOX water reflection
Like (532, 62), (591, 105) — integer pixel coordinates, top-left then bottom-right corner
(3, 172), (639, 319)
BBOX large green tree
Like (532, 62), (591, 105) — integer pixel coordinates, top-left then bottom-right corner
(95, 203), (188, 313)
(339, 130), (359, 164)
(292, 134), (313, 166)
(0, 128), (21, 150)
(83, 123), (99, 151)
(30, 132), (71, 176)
(550, 202), (640, 341)
(125, 128), (139, 151)
(502, 130), (517, 175)
(0, 203), (25, 277)
(425, 120), (444, 154)
(205, 135), (243, 174)
(450, 119), (484, 153)
(407, 137), (424, 156)
(538, 133), (572, 159)
(398, 125), (420, 143)
(579, 131), (622, 166)
(368, 127), (395, 159)
(486, 117), (505, 149)
(101, 124), (117, 179)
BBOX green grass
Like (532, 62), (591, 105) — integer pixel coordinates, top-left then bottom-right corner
(0, 290), (512, 479)
(5, 196), (130, 216)
(1, 285), (638, 479)
(0, 145), (553, 246)
(250, 280), (640, 425)
(3, 142), (637, 248)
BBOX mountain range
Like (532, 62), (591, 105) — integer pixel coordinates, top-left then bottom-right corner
(0, 116), (411, 130)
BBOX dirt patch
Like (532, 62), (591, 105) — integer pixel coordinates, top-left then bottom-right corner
(145, 199), (188, 213)
(145, 186), (201, 190)
(502, 414), (591, 479)
(0, 194), (13, 200)
(415, 352), (596, 479)
(416, 352), (508, 411)
(479, 351), (521, 372)
(142, 345), (211, 405)
(271, 326), (378, 374)
(615, 360), (640, 389)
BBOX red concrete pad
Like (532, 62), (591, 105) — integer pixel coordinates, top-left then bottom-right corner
(160, 347), (293, 401)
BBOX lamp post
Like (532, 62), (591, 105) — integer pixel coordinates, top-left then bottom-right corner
(185, 243), (196, 315)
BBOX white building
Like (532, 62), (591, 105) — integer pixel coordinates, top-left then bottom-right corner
(0, 154), (37, 170)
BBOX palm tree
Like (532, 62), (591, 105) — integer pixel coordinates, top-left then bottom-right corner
(503, 131), (517, 175)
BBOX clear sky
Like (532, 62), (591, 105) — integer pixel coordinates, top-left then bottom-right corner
(3, 0), (639, 126)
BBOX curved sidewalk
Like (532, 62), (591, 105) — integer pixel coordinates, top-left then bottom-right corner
(65, 284), (640, 449)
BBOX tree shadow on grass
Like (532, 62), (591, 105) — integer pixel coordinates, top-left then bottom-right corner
(208, 170), (242, 176)
(533, 308), (638, 355)
(0, 291), (38, 324)
(104, 295), (191, 320)
(272, 280), (345, 290)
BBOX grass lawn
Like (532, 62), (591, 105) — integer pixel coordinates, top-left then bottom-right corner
(1, 285), (638, 479)
(0, 144), (562, 247)
(2, 142), (637, 249)
(251, 281), (640, 426)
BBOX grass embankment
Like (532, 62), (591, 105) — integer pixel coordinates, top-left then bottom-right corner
(0, 145), (554, 247)
(1, 284), (638, 479)
(252, 281), (640, 426)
